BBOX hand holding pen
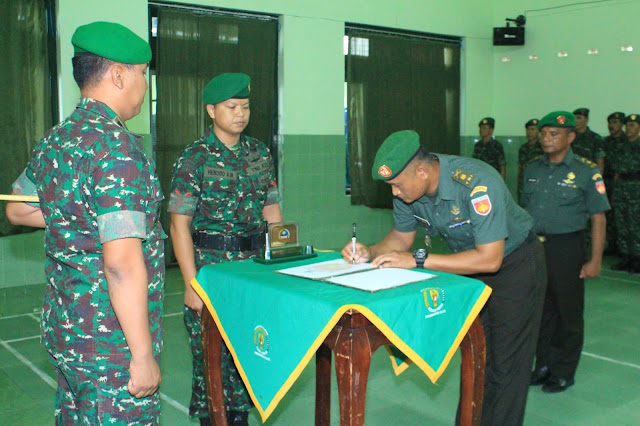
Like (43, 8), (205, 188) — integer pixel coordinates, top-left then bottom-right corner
(341, 222), (371, 264)
(351, 223), (357, 264)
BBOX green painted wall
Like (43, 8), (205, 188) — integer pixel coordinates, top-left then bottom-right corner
(3, 0), (640, 286)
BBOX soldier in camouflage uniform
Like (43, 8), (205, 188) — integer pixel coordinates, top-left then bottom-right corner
(169, 73), (282, 426)
(602, 112), (627, 254)
(517, 118), (543, 204)
(572, 108), (605, 172)
(472, 117), (506, 179)
(6, 22), (165, 424)
(611, 114), (640, 272)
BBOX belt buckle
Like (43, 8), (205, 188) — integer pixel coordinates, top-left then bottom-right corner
(223, 235), (233, 251)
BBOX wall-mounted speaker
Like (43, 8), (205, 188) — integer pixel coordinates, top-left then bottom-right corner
(493, 27), (525, 46)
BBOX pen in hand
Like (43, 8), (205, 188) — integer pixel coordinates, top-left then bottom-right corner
(352, 222), (357, 264)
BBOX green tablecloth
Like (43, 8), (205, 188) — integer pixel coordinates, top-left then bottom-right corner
(192, 252), (491, 421)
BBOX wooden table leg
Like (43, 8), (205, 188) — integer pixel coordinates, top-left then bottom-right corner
(315, 343), (332, 426)
(201, 308), (228, 426)
(458, 317), (486, 426)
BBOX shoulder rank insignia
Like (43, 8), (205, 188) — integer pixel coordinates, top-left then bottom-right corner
(452, 169), (474, 187)
(577, 157), (597, 168)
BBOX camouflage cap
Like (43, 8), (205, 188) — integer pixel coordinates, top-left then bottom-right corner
(573, 107), (589, 117)
(608, 112), (625, 121)
(479, 117), (495, 127)
(624, 114), (640, 124)
(372, 130), (421, 181)
(203, 73), (250, 104)
(538, 111), (576, 129)
(525, 118), (539, 128)
(72, 21), (151, 64)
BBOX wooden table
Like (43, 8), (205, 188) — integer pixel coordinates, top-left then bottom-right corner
(202, 307), (485, 425)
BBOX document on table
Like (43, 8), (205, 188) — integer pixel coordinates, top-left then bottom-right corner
(277, 259), (436, 292)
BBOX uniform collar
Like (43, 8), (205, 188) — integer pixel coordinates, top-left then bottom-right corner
(542, 147), (575, 166)
(205, 126), (247, 150)
(416, 154), (455, 205)
(76, 97), (127, 129)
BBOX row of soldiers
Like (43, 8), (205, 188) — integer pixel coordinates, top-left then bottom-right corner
(472, 109), (640, 272)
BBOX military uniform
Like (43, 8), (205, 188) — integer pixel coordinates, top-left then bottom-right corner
(517, 141), (543, 202)
(611, 114), (640, 268)
(169, 126), (279, 419)
(389, 152), (546, 426)
(603, 121), (627, 253)
(521, 111), (610, 392)
(10, 22), (165, 424)
(472, 138), (506, 173)
(572, 127), (605, 163)
(12, 98), (165, 424)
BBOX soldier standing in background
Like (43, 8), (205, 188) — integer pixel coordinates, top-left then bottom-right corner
(611, 114), (640, 272)
(603, 112), (627, 254)
(517, 118), (543, 204)
(473, 117), (506, 179)
(572, 108), (605, 172)
(169, 73), (282, 426)
(6, 22), (165, 424)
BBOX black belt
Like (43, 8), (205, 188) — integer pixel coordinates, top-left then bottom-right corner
(192, 232), (264, 252)
(618, 171), (640, 181)
(536, 230), (582, 243)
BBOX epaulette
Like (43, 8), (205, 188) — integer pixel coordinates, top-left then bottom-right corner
(452, 168), (475, 187)
(526, 155), (542, 164)
(576, 156), (597, 168)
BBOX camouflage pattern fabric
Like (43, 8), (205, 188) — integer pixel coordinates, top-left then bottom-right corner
(612, 140), (640, 256)
(572, 127), (605, 162)
(11, 98), (165, 422)
(169, 127), (280, 417)
(517, 141), (543, 202)
(50, 353), (161, 425)
(602, 134), (627, 251)
(472, 138), (506, 172)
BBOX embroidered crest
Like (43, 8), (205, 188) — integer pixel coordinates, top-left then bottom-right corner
(470, 185), (487, 197)
(595, 181), (606, 194)
(451, 205), (460, 215)
(557, 115), (566, 125)
(378, 165), (392, 177)
(471, 194), (492, 216)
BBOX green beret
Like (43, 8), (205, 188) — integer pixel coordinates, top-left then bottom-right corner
(525, 118), (539, 128)
(538, 111), (576, 129)
(573, 108), (589, 117)
(479, 117), (495, 127)
(624, 114), (640, 124)
(608, 112), (625, 121)
(72, 21), (151, 64)
(372, 130), (421, 181)
(203, 73), (251, 104)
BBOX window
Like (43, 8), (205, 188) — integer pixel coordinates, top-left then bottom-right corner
(345, 25), (461, 207)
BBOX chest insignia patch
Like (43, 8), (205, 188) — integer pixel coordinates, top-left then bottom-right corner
(451, 205), (460, 215)
(470, 185), (487, 196)
(595, 181), (606, 194)
(563, 172), (575, 185)
(471, 194), (492, 216)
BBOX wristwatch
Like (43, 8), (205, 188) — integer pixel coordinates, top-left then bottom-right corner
(413, 248), (428, 269)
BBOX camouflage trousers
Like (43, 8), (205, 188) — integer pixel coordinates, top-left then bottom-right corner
(613, 181), (640, 256)
(48, 352), (160, 425)
(184, 306), (252, 419)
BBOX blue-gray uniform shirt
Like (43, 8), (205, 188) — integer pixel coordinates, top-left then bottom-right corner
(393, 154), (533, 257)
(520, 148), (611, 234)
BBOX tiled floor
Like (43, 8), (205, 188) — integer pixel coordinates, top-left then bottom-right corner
(1, 258), (639, 425)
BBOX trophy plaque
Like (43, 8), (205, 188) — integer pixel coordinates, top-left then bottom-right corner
(254, 222), (317, 264)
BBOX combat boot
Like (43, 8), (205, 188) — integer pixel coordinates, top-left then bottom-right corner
(611, 256), (631, 271)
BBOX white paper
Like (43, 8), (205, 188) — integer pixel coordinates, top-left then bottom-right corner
(276, 258), (374, 280)
(325, 268), (436, 292)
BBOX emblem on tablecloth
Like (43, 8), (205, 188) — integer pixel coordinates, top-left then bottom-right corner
(422, 287), (447, 318)
(254, 325), (271, 361)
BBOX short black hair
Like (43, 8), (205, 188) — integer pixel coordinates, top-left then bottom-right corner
(72, 53), (133, 90)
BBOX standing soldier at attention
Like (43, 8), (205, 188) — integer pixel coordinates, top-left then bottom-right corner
(522, 111), (610, 393)
(517, 118), (543, 203)
(610, 114), (640, 272)
(602, 112), (627, 254)
(473, 117), (506, 179)
(169, 73), (282, 426)
(5, 22), (165, 424)
(572, 108), (605, 172)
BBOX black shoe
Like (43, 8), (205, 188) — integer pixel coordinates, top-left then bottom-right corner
(542, 376), (574, 393)
(611, 258), (631, 271)
(530, 365), (551, 386)
(227, 410), (249, 426)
